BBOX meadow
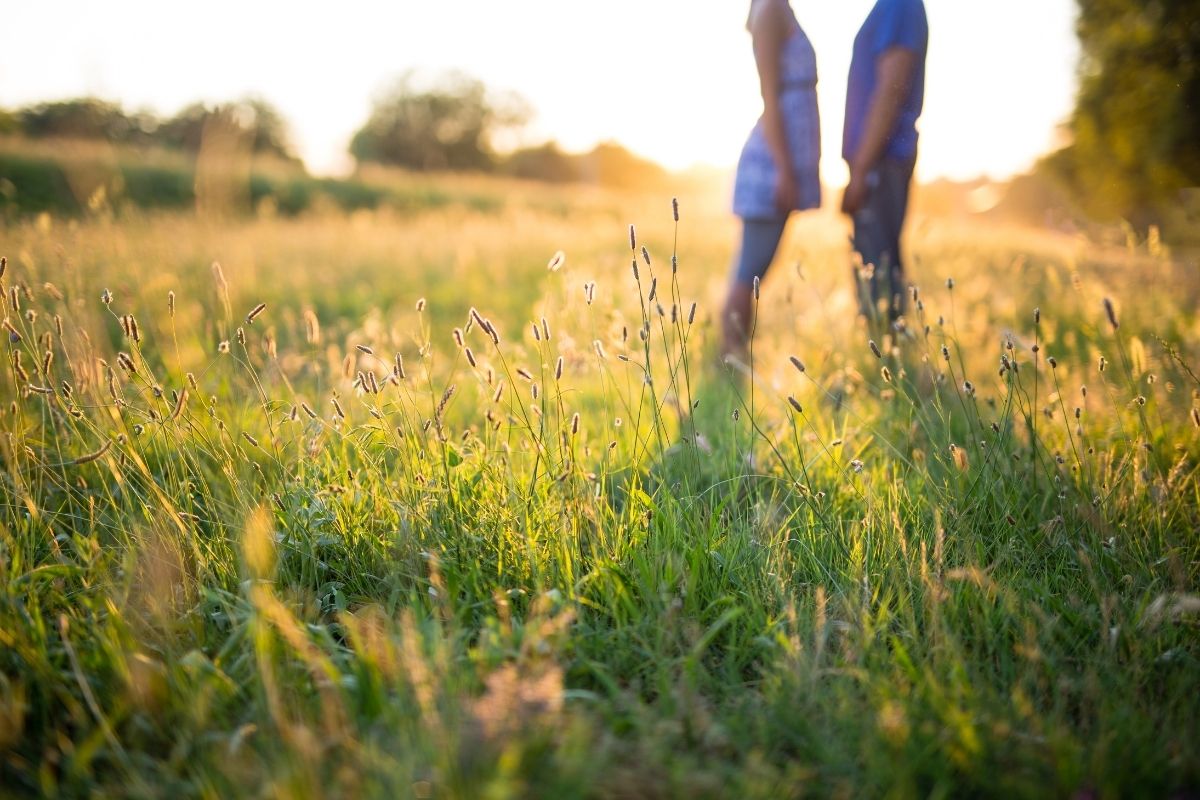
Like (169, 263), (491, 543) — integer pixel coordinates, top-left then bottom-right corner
(0, 178), (1198, 798)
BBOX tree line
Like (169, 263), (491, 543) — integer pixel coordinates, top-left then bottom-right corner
(0, 72), (666, 188)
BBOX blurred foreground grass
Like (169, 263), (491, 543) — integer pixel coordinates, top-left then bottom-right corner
(1, 184), (1198, 798)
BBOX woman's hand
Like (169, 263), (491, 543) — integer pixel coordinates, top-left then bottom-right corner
(774, 171), (799, 214)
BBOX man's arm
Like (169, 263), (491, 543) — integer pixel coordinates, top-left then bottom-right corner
(841, 46), (918, 214)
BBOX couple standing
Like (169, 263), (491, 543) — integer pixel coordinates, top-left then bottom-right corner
(723, 0), (929, 358)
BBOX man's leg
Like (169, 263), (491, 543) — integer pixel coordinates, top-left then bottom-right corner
(852, 158), (915, 322)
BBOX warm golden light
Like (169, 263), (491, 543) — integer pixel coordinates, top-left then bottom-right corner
(3, 0), (1077, 184)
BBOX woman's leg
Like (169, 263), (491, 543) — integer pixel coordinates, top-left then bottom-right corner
(723, 217), (788, 360)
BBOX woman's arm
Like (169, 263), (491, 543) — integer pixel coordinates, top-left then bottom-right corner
(749, 1), (797, 212)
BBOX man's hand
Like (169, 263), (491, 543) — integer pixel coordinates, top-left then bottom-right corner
(841, 170), (869, 215)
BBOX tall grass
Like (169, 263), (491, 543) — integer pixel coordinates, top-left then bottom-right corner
(0, 197), (1197, 798)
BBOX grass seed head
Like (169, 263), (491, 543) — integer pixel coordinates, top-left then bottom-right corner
(870, 340), (882, 359)
(1103, 298), (1119, 330)
(788, 395), (803, 414)
(245, 303), (267, 324)
(555, 356), (563, 380)
(629, 224), (636, 252)
(465, 348), (477, 368)
(168, 290), (175, 317)
(672, 197), (679, 222)
(0, 256), (5, 279)
(416, 297), (426, 312)
(790, 355), (806, 373)
(547, 250), (566, 272)
(1191, 407), (1200, 428)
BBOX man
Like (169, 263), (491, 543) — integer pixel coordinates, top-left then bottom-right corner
(841, 0), (928, 323)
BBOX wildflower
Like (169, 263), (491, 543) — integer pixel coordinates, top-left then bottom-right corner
(850, 459), (864, 473)
(217, 340), (230, 354)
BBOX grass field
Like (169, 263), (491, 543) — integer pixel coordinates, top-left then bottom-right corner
(1, 180), (1198, 798)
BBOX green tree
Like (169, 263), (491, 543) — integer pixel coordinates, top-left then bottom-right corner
(16, 98), (156, 145)
(1049, 0), (1200, 227)
(155, 98), (299, 164)
(350, 72), (530, 172)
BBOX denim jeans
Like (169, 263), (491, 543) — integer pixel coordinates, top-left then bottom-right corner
(852, 157), (915, 321)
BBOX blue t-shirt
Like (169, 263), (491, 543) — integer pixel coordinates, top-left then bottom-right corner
(843, 0), (928, 163)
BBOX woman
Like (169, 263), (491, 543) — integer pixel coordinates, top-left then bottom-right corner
(723, 0), (821, 361)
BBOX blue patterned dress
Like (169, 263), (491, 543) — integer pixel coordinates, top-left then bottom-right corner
(732, 6), (822, 221)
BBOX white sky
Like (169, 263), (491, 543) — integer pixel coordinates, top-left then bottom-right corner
(2, 1), (1079, 183)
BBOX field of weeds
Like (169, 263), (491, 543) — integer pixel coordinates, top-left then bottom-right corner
(1, 186), (1198, 798)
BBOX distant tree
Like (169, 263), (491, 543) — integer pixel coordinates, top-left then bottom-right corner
(1047, 0), (1200, 226)
(0, 108), (18, 135)
(504, 142), (580, 183)
(350, 72), (531, 171)
(575, 142), (669, 189)
(156, 98), (299, 164)
(16, 98), (156, 145)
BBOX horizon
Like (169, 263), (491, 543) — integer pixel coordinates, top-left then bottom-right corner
(3, 1), (1079, 184)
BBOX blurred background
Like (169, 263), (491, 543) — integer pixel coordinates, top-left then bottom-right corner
(1, 0), (1196, 241)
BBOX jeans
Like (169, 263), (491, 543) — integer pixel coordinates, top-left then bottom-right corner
(852, 157), (915, 321)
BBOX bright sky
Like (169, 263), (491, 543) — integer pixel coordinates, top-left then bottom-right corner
(2, 1), (1079, 183)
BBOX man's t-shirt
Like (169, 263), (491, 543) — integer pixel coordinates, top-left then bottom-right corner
(843, 0), (929, 163)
